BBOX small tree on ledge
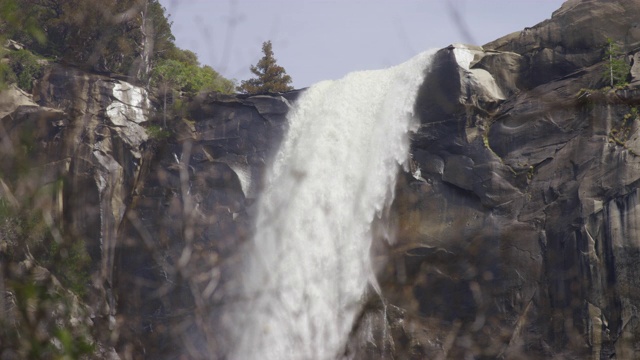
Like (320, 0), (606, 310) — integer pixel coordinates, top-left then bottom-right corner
(604, 38), (630, 87)
(238, 41), (294, 94)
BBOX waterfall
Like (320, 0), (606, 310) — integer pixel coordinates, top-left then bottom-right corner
(227, 50), (436, 360)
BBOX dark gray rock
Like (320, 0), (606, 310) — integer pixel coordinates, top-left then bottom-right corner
(113, 89), (292, 358)
(485, 0), (640, 89)
(0, 63), (294, 358)
(355, 1), (640, 359)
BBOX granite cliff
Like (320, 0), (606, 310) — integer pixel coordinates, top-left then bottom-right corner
(2, 0), (640, 359)
(0, 64), (296, 358)
(352, 0), (640, 358)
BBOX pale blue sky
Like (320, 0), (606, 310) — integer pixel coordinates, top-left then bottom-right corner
(158, 0), (566, 88)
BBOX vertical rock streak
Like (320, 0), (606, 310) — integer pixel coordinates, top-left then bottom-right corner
(229, 50), (435, 359)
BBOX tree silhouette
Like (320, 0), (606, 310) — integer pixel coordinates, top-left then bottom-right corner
(238, 40), (293, 94)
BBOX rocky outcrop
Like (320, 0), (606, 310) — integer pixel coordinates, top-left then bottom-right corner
(0, 62), (298, 357)
(485, 0), (640, 89)
(349, 0), (640, 359)
(113, 90), (298, 358)
(0, 64), (152, 358)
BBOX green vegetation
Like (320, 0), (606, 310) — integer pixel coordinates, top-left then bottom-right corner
(150, 56), (234, 127)
(151, 57), (234, 128)
(45, 234), (91, 297)
(0, 0), (236, 133)
(606, 106), (640, 156)
(5, 49), (46, 91)
(0, 0), (46, 47)
(1, 276), (95, 359)
(0, 62), (17, 90)
(609, 106), (639, 151)
(603, 38), (630, 87)
(578, 38), (631, 97)
(0, 0), (234, 89)
(151, 58), (235, 95)
(4, 179), (91, 298)
(146, 123), (171, 140)
(0, 0), (174, 81)
(238, 40), (294, 94)
(0, 181), (94, 358)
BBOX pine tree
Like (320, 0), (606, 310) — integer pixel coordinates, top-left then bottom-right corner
(604, 37), (630, 87)
(238, 40), (293, 94)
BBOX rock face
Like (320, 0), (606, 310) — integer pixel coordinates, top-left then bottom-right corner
(113, 91), (297, 358)
(0, 64), (151, 357)
(0, 63), (297, 358)
(4, 0), (640, 359)
(347, 0), (640, 359)
(2, 65), (150, 293)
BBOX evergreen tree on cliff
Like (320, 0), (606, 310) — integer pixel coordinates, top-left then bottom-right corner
(238, 40), (294, 94)
(603, 37), (630, 87)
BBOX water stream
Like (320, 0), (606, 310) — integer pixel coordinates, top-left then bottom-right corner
(228, 50), (436, 360)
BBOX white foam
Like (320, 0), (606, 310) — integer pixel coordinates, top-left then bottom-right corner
(227, 50), (436, 360)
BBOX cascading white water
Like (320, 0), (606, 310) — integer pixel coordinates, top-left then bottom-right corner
(227, 50), (436, 360)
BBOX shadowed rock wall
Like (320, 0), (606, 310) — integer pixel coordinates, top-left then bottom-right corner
(347, 1), (640, 359)
(113, 91), (299, 358)
(0, 62), (298, 358)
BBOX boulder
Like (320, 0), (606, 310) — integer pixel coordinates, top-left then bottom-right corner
(0, 84), (37, 119)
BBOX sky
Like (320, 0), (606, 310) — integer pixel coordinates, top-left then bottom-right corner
(158, 0), (567, 89)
